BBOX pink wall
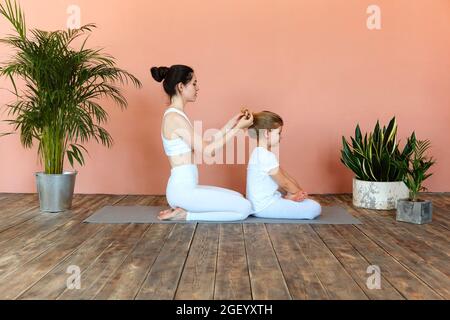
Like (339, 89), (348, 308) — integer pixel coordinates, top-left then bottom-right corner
(0, 0), (449, 195)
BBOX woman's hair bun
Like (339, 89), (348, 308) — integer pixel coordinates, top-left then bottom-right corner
(150, 66), (170, 82)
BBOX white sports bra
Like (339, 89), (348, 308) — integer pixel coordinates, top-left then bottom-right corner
(161, 107), (193, 156)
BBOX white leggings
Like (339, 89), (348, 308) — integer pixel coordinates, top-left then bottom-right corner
(166, 164), (252, 221)
(253, 197), (322, 220)
(166, 164), (322, 222)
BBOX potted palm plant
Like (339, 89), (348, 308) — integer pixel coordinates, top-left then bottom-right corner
(0, 0), (141, 212)
(393, 139), (436, 224)
(340, 117), (415, 210)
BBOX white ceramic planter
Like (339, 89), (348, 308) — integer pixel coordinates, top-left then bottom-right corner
(352, 177), (409, 210)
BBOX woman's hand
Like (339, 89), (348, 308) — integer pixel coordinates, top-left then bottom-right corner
(226, 108), (253, 129)
(236, 111), (254, 129)
(226, 113), (244, 130)
(240, 108), (251, 120)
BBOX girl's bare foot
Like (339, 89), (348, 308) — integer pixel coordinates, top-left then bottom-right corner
(158, 207), (187, 221)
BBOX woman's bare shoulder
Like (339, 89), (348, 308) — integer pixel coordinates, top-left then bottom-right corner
(162, 112), (192, 139)
(163, 112), (190, 126)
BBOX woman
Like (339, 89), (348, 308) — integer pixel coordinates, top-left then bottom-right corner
(151, 65), (254, 221)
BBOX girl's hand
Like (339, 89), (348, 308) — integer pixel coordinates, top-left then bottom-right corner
(299, 188), (308, 197)
(284, 190), (308, 202)
(283, 193), (297, 201)
(277, 187), (287, 196)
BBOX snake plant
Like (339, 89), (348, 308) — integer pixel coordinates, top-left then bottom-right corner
(340, 117), (416, 182)
(0, 0), (142, 174)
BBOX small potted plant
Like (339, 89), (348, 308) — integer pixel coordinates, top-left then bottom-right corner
(393, 138), (436, 224)
(340, 117), (416, 210)
(0, 0), (141, 212)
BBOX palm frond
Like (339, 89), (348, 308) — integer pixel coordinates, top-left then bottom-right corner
(0, 0), (26, 39)
(414, 139), (431, 159)
(0, 0), (142, 173)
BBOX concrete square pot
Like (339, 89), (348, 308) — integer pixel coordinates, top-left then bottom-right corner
(396, 198), (432, 224)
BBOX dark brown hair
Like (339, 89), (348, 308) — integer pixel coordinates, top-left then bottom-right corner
(150, 65), (194, 97)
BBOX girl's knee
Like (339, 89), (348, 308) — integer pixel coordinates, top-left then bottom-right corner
(306, 200), (322, 219)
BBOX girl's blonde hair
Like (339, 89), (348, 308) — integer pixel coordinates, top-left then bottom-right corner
(248, 111), (283, 141)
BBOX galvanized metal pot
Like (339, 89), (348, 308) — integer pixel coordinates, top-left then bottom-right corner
(36, 171), (77, 212)
(396, 199), (432, 224)
(352, 177), (409, 210)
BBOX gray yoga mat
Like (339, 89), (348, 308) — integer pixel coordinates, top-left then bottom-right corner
(83, 205), (361, 224)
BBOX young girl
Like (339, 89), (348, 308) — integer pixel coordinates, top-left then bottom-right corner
(246, 111), (322, 219)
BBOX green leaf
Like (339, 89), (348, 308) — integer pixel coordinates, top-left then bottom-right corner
(0, 1), (142, 172)
(355, 124), (362, 144)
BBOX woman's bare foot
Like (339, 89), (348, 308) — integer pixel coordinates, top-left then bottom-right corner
(158, 208), (173, 218)
(158, 207), (187, 221)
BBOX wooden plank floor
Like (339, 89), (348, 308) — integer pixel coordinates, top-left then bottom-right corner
(0, 193), (448, 300)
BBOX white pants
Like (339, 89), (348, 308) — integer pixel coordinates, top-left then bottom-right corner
(166, 164), (321, 222)
(166, 164), (252, 221)
(253, 197), (322, 220)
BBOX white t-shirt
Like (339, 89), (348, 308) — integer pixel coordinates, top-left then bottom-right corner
(246, 147), (282, 213)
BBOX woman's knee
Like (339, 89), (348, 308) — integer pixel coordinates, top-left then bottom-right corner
(198, 185), (244, 198)
(234, 211), (250, 221)
(237, 198), (252, 215)
(220, 198), (251, 220)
